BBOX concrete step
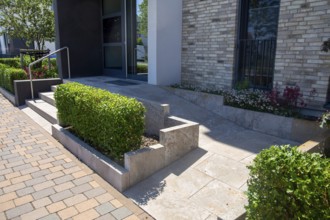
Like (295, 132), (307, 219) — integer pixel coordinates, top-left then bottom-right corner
(51, 85), (57, 92)
(39, 92), (55, 106)
(26, 99), (58, 124)
(20, 106), (53, 134)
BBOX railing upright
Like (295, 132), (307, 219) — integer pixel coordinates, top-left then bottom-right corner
(28, 47), (71, 100)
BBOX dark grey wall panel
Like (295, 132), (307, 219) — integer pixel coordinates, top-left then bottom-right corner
(54, 0), (103, 78)
(14, 79), (63, 106)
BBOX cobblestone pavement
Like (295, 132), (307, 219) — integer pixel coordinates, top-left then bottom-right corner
(0, 94), (152, 220)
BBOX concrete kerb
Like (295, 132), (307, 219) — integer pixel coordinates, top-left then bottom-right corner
(168, 87), (326, 143)
(52, 99), (199, 192)
(0, 87), (16, 105)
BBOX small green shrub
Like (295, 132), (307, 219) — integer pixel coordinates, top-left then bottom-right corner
(54, 83), (146, 162)
(235, 78), (250, 90)
(246, 145), (330, 220)
(137, 63), (148, 73)
(137, 37), (143, 45)
(0, 64), (27, 93)
(0, 58), (21, 68)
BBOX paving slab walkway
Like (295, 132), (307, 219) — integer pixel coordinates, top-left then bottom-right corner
(70, 77), (300, 220)
(0, 93), (152, 220)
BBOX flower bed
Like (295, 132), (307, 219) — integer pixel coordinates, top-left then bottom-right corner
(167, 87), (324, 142)
(172, 84), (307, 117)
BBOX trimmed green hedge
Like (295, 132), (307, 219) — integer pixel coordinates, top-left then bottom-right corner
(246, 145), (330, 220)
(54, 83), (146, 161)
(137, 63), (148, 73)
(0, 64), (27, 93)
(0, 58), (21, 68)
(0, 57), (57, 69)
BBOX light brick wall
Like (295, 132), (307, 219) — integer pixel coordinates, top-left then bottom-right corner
(181, 0), (238, 90)
(181, 0), (330, 108)
(274, 0), (330, 107)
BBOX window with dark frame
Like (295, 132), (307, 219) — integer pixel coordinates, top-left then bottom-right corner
(237, 0), (280, 90)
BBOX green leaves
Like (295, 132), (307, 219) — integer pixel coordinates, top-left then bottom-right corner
(0, 0), (55, 50)
(0, 63), (27, 94)
(54, 83), (146, 163)
(246, 145), (330, 220)
(138, 0), (148, 36)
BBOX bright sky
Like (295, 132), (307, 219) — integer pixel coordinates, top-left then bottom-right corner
(137, 0), (143, 14)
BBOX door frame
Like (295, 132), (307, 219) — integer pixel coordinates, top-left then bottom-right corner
(101, 0), (127, 78)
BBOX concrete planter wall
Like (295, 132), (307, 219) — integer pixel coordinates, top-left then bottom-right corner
(0, 87), (16, 105)
(14, 78), (63, 106)
(0, 78), (63, 106)
(298, 130), (330, 156)
(168, 88), (325, 143)
(52, 100), (199, 192)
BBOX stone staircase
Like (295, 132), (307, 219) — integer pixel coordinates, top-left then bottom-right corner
(22, 86), (58, 133)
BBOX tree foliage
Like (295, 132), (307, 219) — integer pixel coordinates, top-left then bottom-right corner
(0, 0), (55, 50)
(138, 0), (148, 36)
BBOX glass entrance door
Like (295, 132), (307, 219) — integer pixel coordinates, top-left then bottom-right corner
(102, 0), (126, 77)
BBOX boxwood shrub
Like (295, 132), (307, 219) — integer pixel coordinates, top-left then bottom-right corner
(0, 64), (27, 94)
(0, 58), (21, 68)
(137, 63), (148, 73)
(54, 82), (146, 162)
(246, 145), (330, 220)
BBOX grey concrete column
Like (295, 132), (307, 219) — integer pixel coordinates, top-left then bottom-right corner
(148, 0), (182, 85)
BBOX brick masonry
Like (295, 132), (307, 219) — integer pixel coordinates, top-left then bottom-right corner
(274, 0), (330, 107)
(181, 0), (330, 108)
(181, 0), (238, 90)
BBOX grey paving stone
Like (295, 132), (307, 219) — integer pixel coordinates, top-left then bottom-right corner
(53, 175), (74, 185)
(39, 213), (61, 220)
(25, 176), (47, 187)
(96, 213), (116, 220)
(96, 202), (116, 215)
(50, 190), (74, 202)
(6, 203), (34, 219)
(72, 176), (93, 186)
(84, 188), (107, 199)
(70, 183), (93, 194)
(111, 207), (133, 220)
(32, 187), (56, 200)
(31, 169), (51, 178)
(13, 163), (32, 172)
(16, 186), (35, 197)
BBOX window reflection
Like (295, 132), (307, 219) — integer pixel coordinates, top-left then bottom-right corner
(103, 0), (121, 15)
(104, 46), (122, 69)
(248, 0), (280, 40)
(103, 17), (122, 43)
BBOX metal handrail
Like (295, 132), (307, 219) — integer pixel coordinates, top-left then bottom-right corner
(28, 47), (71, 100)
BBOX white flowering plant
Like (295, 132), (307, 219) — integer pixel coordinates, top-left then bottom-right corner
(172, 84), (306, 117)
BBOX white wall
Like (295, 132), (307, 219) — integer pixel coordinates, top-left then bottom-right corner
(148, 0), (182, 85)
(44, 41), (56, 52)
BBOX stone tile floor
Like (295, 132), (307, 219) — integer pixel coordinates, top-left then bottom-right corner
(70, 77), (300, 220)
(0, 93), (152, 220)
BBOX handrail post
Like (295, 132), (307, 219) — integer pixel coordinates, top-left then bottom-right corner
(48, 57), (51, 71)
(66, 47), (71, 79)
(28, 66), (34, 100)
(28, 47), (71, 100)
